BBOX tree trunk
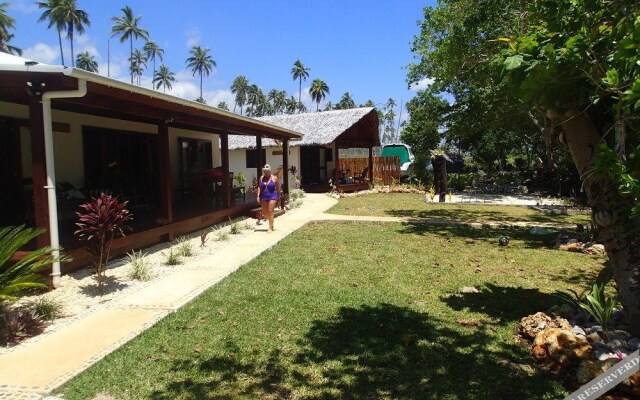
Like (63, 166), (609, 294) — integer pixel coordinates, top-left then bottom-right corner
(558, 109), (640, 336)
(432, 155), (447, 202)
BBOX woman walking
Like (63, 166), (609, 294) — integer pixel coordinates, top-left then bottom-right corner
(256, 164), (280, 232)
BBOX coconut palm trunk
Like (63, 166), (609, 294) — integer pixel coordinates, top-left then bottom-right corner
(558, 109), (640, 336)
(57, 27), (65, 66)
(129, 36), (133, 84)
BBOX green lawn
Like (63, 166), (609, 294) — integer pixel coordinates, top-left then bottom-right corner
(328, 193), (591, 225)
(61, 221), (604, 399)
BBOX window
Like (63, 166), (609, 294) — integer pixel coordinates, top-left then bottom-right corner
(246, 149), (267, 168)
(325, 148), (333, 162)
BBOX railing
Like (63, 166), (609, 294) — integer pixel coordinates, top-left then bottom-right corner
(337, 156), (400, 186)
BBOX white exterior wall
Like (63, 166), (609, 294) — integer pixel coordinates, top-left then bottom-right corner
(228, 146), (300, 190)
(0, 101), (220, 190)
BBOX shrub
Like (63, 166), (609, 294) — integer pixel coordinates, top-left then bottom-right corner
(27, 296), (63, 321)
(176, 236), (194, 257)
(556, 281), (617, 328)
(0, 303), (46, 346)
(75, 193), (133, 290)
(289, 199), (303, 209)
(164, 249), (182, 266)
(0, 225), (69, 302)
(125, 251), (152, 281)
(213, 226), (229, 241)
(289, 188), (305, 201)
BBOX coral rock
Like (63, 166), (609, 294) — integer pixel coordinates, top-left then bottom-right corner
(531, 327), (592, 373)
(518, 312), (572, 342)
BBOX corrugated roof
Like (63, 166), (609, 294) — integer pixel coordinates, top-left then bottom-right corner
(228, 107), (376, 150)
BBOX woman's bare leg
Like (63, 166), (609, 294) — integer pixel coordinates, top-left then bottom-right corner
(260, 200), (269, 226)
(267, 199), (277, 231)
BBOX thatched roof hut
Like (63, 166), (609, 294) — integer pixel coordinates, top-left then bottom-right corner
(228, 107), (380, 150)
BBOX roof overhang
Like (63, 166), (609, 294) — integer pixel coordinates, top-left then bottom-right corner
(0, 55), (301, 141)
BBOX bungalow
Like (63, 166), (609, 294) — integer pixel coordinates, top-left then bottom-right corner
(0, 53), (301, 284)
(228, 107), (380, 192)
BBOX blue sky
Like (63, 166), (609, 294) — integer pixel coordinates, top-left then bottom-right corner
(7, 0), (435, 122)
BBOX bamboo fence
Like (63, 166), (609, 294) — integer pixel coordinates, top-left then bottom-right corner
(337, 156), (400, 186)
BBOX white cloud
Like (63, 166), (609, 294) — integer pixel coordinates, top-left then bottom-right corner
(205, 89), (236, 108)
(22, 43), (59, 64)
(185, 26), (201, 48)
(8, 0), (38, 14)
(410, 77), (435, 91)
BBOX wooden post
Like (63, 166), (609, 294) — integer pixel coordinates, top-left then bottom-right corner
(157, 121), (173, 240)
(282, 139), (289, 195)
(29, 93), (50, 248)
(368, 146), (374, 184)
(334, 144), (340, 183)
(255, 135), (262, 180)
(221, 133), (230, 208)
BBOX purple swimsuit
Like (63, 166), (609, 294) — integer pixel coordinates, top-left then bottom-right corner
(259, 178), (278, 201)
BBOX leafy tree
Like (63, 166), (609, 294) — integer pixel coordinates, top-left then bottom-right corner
(186, 45), (216, 102)
(500, 0), (640, 335)
(0, 2), (20, 55)
(290, 59), (310, 111)
(75, 50), (97, 73)
(309, 78), (330, 111)
(231, 75), (249, 115)
(111, 6), (149, 84)
(143, 40), (163, 87)
(37, 0), (66, 64)
(153, 64), (174, 93)
(410, 0), (640, 335)
(217, 101), (229, 111)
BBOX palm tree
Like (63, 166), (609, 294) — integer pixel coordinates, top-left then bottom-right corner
(362, 99), (375, 107)
(111, 6), (149, 84)
(129, 48), (146, 86)
(217, 101), (229, 111)
(76, 51), (98, 72)
(337, 92), (355, 109)
(284, 96), (298, 114)
(0, 3), (20, 55)
(37, 0), (66, 65)
(386, 98), (397, 111)
(290, 59), (310, 111)
(59, 0), (89, 67)
(186, 45), (216, 102)
(309, 78), (330, 111)
(143, 40), (163, 87)
(323, 102), (333, 111)
(153, 64), (175, 93)
(230, 75), (249, 115)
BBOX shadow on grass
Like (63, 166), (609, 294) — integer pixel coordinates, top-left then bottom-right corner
(396, 222), (603, 288)
(386, 207), (588, 225)
(442, 283), (560, 323)
(150, 304), (565, 400)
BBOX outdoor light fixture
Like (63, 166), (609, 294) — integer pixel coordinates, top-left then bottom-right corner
(24, 60), (38, 66)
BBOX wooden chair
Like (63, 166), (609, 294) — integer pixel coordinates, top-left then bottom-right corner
(353, 166), (369, 183)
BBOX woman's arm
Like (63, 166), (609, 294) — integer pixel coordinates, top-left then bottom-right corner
(256, 175), (262, 201)
(275, 176), (281, 194)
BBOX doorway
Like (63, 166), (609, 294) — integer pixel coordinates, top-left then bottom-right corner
(300, 146), (323, 186)
(0, 119), (25, 226)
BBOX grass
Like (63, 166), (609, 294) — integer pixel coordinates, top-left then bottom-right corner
(328, 192), (591, 225)
(60, 221), (604, 400)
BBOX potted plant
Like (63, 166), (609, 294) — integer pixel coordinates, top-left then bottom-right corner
(233, 172), (246, 199)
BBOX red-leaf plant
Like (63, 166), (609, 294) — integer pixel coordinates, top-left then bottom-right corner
(75, 193), (133, 289)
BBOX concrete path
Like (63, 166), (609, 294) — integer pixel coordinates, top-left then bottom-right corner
(0, 193), (575, 399)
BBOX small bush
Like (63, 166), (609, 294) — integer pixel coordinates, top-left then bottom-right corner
(176, 236), (194, 257)
(27, 296), (63, 321)
(164, 249), (182, 266)
(126, 250), (152, 281)
(213, 226), (229, 241)
(289, 199), (303, 209)
(289, 188), (305, 201)
(0, 303), (46, 346)
(229, 222), (242, 235)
